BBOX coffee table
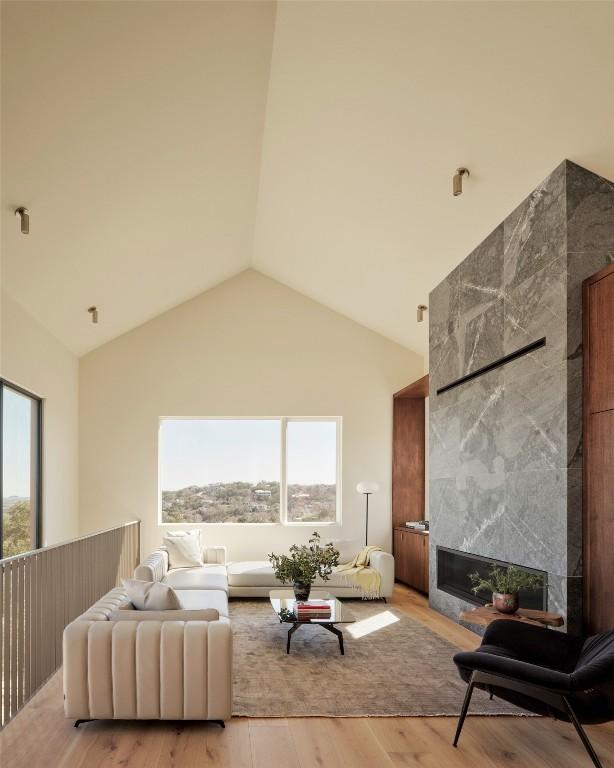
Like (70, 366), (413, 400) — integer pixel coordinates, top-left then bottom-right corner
(269, 589), (355, 655)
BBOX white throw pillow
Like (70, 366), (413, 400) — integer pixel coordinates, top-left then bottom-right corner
(164, 528), (202, 545)
(327, 539), (363, 564)
(163, 533), (204, 568)
(122, 578), (183, 610)
(164, 528), (203, 549)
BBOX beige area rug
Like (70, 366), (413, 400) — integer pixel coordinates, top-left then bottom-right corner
(230, 599), (526, 717)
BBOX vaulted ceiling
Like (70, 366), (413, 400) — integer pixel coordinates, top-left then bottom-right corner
(3, 1), (614, 358)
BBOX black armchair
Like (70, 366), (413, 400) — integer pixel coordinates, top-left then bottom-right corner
(453, 619), (614, 768)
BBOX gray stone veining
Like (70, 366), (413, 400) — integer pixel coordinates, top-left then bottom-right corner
(428, 160), (614, 634)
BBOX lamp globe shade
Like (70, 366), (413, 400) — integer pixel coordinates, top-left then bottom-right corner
(356, 481), (379, 495)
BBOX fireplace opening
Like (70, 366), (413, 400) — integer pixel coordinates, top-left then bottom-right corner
(436, 546), (547, 610)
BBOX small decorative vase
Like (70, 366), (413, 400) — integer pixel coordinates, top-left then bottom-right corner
(293, 581), (312, 601)
(492, 592), (519, 614)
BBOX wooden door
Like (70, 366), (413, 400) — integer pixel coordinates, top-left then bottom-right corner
(583, 264), (614, 634)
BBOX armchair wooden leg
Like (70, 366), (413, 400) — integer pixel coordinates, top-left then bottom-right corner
(453, 674), (475, 747)
(561, 697), (604, 768)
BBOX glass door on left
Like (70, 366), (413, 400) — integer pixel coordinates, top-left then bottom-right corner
(1, 382), (41, 558)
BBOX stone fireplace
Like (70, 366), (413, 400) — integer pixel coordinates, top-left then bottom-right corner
(428, 160), (614, 633)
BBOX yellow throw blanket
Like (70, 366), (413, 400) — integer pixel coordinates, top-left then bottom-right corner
(335, 545), (382, 599)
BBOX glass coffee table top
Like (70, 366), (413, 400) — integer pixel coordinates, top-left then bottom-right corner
(269, 589), (355, 655)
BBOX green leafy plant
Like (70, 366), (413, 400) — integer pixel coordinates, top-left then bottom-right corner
(269, 532), (339, 586)
(469, 565), (543, 596)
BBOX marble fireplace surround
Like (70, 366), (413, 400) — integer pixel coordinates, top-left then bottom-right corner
(428, 160), (614, 633)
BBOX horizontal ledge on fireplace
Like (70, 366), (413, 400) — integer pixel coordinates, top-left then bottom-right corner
(436, 337), (546, 396)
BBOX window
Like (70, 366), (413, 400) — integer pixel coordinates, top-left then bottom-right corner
(1, 381), (42, 558)
(286, 420), (338, 523)
(159, 418), (340, 524)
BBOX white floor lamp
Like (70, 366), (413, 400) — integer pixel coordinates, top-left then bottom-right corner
(356, 482), (379, 546)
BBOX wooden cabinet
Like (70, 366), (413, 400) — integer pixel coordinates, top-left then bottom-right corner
(583, 264), (614, 634)
(393, 527), (429, 594)
(392, 374), (429, 594)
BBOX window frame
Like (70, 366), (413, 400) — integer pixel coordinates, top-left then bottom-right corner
(158, 416), (341, 526)
(0, 379), (43, 558)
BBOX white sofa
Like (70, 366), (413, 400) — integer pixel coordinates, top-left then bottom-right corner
(135, 543), (395, 599)
(63, 542), (392, 724)
(63, 584), (232, 724)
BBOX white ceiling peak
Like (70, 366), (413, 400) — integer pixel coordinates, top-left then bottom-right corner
(3, 1), (614, 357)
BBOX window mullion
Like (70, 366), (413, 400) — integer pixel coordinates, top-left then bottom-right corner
(280, 418), (288, 524)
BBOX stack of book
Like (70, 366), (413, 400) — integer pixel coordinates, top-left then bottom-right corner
(405, 520), (429, 531)
(296, 601), (332, 620)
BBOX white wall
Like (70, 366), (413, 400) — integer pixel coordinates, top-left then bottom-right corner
(1, 292), (79, 545)
(79, 270), (423, 560)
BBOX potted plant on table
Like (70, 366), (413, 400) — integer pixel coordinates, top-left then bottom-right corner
(469, 565), (543, 614)
(269, 532), (340, 601)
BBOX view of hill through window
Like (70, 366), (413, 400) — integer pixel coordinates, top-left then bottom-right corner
(160, 419), (338, 524)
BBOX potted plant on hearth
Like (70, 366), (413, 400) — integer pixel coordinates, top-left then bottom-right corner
(269, 532), (340, 601)
(469, 565), (543, 614)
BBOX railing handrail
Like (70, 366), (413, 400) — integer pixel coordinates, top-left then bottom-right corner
(0, 519), (140, 565)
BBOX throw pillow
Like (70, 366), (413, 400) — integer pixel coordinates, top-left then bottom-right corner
(122, 578), (183, 610)
(164, 528), (201, 546)
(163, 533), (204, 568)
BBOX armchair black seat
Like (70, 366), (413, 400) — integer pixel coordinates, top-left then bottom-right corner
(453, 619), (614, 768)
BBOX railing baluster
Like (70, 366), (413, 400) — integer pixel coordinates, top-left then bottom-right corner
(3, 563), (9, 726)
(24, 556), (30, 703)
(0, 563), (4, 728)
(17, 558), (24, 710)
(10, 561), (18, 720)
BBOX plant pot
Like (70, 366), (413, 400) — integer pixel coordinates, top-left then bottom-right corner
(293, 581), (312, 601)
(492, 592), (519, 614)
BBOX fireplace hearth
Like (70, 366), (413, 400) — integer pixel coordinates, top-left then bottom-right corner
(436, 547), (547, 611)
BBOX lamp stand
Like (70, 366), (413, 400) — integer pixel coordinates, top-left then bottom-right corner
(364, 492), (372, 547)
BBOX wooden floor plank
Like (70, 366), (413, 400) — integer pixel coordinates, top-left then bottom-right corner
(249, 722), (299, 768)
(327, 718), (396, 768)
(288, 718), (344, 768)
(201, 719), (252, 768)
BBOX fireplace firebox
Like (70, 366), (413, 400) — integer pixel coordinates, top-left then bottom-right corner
(436, 547), (547, 610)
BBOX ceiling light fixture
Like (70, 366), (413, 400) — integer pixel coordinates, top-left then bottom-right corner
(15, 207), (29, 234)
(453, 167), (470, 196)
(88, 306), (99, 324)
(417, 304), (428, 322)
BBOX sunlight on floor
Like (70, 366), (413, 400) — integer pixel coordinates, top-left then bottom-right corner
(346, 610), (400, 639)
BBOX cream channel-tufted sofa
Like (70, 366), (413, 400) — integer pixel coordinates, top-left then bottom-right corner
(63, 584), (232, 725)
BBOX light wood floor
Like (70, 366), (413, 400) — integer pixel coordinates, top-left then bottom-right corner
(1, 584), (613, 768)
